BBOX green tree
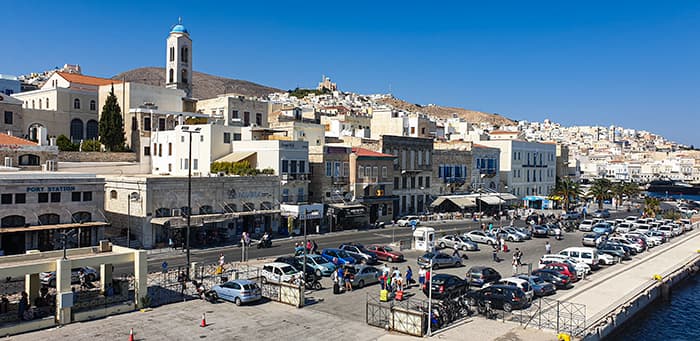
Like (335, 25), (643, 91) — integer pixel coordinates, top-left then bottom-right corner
(588, 178), (613, 210)
(644, 197), (661, 218)
(551, 177), (582, 211)
(56, 134), (79, 151)
(98, 86), (126, 151)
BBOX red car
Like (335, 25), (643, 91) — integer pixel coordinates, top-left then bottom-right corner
(366, 245), (404, 262)
(543, 263), (579, 282)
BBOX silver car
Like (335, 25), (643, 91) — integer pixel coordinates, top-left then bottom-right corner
(463, 230), (498, 245)
(346, 265), (380, 288)
(437, 235), (479, 251)
(417, 252), (463, 269)
(495, 228), (524, 242)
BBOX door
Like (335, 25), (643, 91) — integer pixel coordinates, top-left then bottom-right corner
(1, 232), (26, 255)
(369, 204), (378, 223)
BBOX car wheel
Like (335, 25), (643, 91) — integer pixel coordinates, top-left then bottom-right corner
(358, 280), (365, 289)
(456, 261), (462, 267)
(261, 277), (268, 284)
(387, 256), (393, 262)
(313, 281), (322, 290)
(235, 297), (242, 306)
(503, 302), (513, 312)
(487, 240), (493, 246)
(462, 246), (468, 251)
(439, 242), (446, 249)
(508, 237), (514, 242)
(87, 274), (96, 282)
(433, 263), (440, 270)
(469, 297), (477, 306)
(315, 269), (322, 278)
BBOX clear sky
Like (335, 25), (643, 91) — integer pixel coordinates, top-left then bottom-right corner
(3, 1), (699, 146)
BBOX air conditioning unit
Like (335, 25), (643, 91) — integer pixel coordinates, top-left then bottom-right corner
(193, 172), (201, 177)
(4, 157), (12, 168)
(281, 174), (289, 181)
(172, 208), (181, 217)
(46, 160), (57, 171)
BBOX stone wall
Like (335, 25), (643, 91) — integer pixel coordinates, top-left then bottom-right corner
(58, 151), (138, 162)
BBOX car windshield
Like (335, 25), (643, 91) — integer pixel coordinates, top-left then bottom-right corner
(337, 250), (351, 258)
(281, 266), (298, 275)
(310, 255), (326, 264)
(423, 252), (436, 258)
(531, 277), (545, 284)
(383, 246), (393, 252)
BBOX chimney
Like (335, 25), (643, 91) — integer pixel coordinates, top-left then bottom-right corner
(6, 130), (11, 136)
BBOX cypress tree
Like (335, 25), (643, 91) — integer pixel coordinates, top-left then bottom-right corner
(99, 85), (126, 151)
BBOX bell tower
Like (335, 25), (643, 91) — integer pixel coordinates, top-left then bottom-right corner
(165, 17), (192, 97)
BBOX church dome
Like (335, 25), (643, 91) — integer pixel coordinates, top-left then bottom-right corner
(170, 24), (188, 34)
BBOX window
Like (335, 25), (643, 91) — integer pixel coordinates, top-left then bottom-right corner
(15, 193), (26, 204)
(282, 189), (289, 202)
(282, 160), (289, 173)
(372, 166), (378, 179)
(158, 144), (162, 157)
(402, 177), (407, 189)
(83, 192), (92, 201)
(223, 132), (231, 144)
(38, 193), (49, 203)
(256, 113), (262, 126)
(144, 146), (150, 156)
(169, 47), (175, 61)
(299, 161), (306, 173)
(382, 166), (387, 178)
(181, 69), (188, 83)
(4, 111), (12, 124)
(193, 159), (198, 170)
(243, 112), (250, 126)
(168, 143), (172, 155)
(358, 166), (364, 178)
(90, 100), (96, 111)
(200, 135), (204, 142)
(18, 154), (40, 166)
(183, 158), (189, 170)
(325, 161), (332, 177)
(72, 192), (81, 202)
(169, 68), (174, 83)
(50, 192), (60, 202)
(411, 177), (416, 189)
(1, 194), (12, 204)
(232, 110), (239, 119)
(143, 117), (151, 131)
(418, 151), (422, 165)
(86, 120), (98, 139)
(418, 176), (423, 187)
(158, 118), (166, 131)
(73, 98), (81, 109)
(425, 150), (430, 165)
(39, 99), (42, 109)
(70, 118), (84, 141)
(425, 177), (430, 188)
(31, 100), (35, 108)
(334, 162), (341, 177)
(297, 188), (304, 202)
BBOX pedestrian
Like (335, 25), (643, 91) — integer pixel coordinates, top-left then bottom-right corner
(244, 232), (251, 246)
(406, 266), (414, 287)
(452, 242), (460, 258)
(488, 223), (493, 233)
(481, 223), (486, 232)
(337, 267), (345, 292)
(492, 247), (499, 262)
(545, 241), (552, 254)
(294, 242), (304, 256)
(306, 240), (312, 253)
(500, 237), (506, 251)
(382, 264), (390, 277)
(418, 267), (426, 288)
(515, 248), (523, 266)
(18, 292), (28, 320)
(312, 240), (318, 254)
(168, 237), (174, 250)
(512, 257), (518, 276)
(79, 270), (87, 290)
(378, 272), (386, 290)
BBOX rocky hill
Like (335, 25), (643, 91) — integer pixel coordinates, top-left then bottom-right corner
(112, 67), (282, 99)
(378, 96), (515, 126)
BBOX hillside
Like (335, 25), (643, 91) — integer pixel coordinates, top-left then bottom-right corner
(112, 67), (282, 99)
(378, 96), (515, 126)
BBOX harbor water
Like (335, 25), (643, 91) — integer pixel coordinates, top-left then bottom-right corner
(607, 273), (700, 340)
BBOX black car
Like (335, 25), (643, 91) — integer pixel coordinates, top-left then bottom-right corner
(339, 243), (379, 264)
(597, 244), (630, 260)
(422, 274), (468, 299)
(468, 284), (529, 312)
(274, 256), (320, 281)
(532, 225), (550, 238)
(531, 269), (572, 289)
(603, 242), (637, 256)
(466, 266), (502, 287)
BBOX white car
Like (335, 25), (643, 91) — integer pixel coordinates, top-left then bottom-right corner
(463, 230), (499, 245)
(655, 225), (674, 238)
(539, 254), (591, 275)
(616, 222), (634, 233)
(578, 220), (594, 232)
(396, 216), (420, 227)
(559, 247), (600, 270)
(624, 215), (639, 222)
(595, 250), (618, 265)
(260, 262), (300, 284)
(680, 219), (693, 231)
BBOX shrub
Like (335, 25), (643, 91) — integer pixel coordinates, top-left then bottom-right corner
(81, 139), (102, 152)
(56, 135), (79, 151)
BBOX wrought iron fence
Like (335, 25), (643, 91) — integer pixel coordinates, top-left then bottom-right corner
(365, 293), (430, 337)
(508, 297), (586, 336)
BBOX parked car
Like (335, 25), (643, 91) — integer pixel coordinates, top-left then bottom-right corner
(296, 254), (336, 277)
(654, 225), (675, 239)
(604, 241), (637, 256)
(616, 222), (635, 233)
(463, 230), (498, 245)
(320, 248), (357, 266)
(542, 263), (579, 283)
(40, 266), (99, 286)
(466, 266), (502, 287)
(437, 235), (480, 251)
(532, 225), (550, 238)
(597, 243), (630, 260)
(595, 250), (618, 265)
(339, 243), (379, 264)
(417, 252), (463, 269)
(680, 219), (693, 231)
(274, 256), (320, 281)
(608, 237), (644, 253)
(531, 269), (572, 289)
(345, 265), (381, 288)
(546, 223), (562, 237)
(558, 247), (600, 270)
(397, 216), (420, 227)
(260, 262), (301, 284)
(366, 244), (404, 262)
(581, 233), (604, 247)
(578, 220), (594, 232)
(503, 226), (531, 240)
(592, 223), (614, 235)
(539, 255), (590, 276)
(467, 284), (529, 312)
(562, 211), (581, 220)
(487, 277), (534, 301)
(624, 215), (639, 222)
(517, 275), (556, 297)
(423, 274), (469, 299)
(495, 229), (524, 242)
(211, 279), (262, 306)
(644, 230), (668, 244)
(592, 209), (610, 218)
(511, 226), (533, 239)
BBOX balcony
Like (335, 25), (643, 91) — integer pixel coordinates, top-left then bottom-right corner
(443, 177), (466, 184)
(332, 176), (349, 185)
(281, 173), (309, 181)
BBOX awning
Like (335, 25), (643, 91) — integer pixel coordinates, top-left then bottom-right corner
(477, 196), (506, 205)
(0, 221), (110, 234)
(430, 197), (446, 207)
(150, 210), (281, 227)
(327, 203), (367, 218)
(215, 151), (257, 163)
(451, 197), (477, 208)
(500, 193), (518, 201)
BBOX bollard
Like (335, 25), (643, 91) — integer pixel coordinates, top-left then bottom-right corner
(557, 333), (571, 341)
(652, 274), (662, 281)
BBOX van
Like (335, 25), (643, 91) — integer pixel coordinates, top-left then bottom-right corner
(260, 262), (300, 284)
(680, 219), (693, 231)
(559, 247), (600, 270)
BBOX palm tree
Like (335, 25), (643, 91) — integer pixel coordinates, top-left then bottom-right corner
(551, 177), (582, 211)
(644, 197), (661, 218)
(612, 182), (639, 209)
(588, 178), (613, 210)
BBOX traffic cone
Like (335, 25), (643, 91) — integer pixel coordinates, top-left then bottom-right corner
(200, 313), (207, 327)
(128, 328), (134, 341)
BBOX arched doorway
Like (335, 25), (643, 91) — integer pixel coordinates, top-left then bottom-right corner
(70, 118), (84, 142)
(86, 120), (99, 140)
(27, 123), (44, 141)
(18, 154), (40, 166)
(38, 213), (60, 225)
(1, 215), (26, 255)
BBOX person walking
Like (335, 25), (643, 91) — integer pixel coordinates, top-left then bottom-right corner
(492, 247), (499, 262)
(406, 266), (414, 287)
(418, 267), (426, 288)
(217, 252), (225, 274)
(344, 267), (353, 292)
(545, 241), (552, 254)
(336, 267), (345, 292)
(312, 240), (318, 254)
(18, 292), (28, 321)
(452, 242), (460, 258)
(512, 256), (519, 276)
(515, 248), (523, 266)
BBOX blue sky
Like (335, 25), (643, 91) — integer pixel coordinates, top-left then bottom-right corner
(3, 1), (699, 146)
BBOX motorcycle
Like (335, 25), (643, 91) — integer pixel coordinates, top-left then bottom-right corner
(373, 221), (386, 229)
(257, 237), (272, 249)
(305, 278), (323, 290)
(194, 281), (218, 303)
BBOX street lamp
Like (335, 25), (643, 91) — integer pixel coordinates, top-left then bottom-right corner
(427, 259), (433, 337)
(127, 192), (140, 248)
(182, 126), (201, 279)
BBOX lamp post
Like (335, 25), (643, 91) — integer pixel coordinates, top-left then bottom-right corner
(127, 192), (140, 248)
(427, 259), (433, 337)
(182, 126), (201, 279)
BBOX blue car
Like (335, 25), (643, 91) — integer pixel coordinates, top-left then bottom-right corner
(297, 254), (337, 277)
(320, 248), (356, 266)
(211, 279), (262, 306)
(592, 223), (613, 235)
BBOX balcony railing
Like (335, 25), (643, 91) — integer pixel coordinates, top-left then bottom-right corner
(332, 176), (349, 185)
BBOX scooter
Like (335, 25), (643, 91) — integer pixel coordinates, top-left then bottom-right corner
(257, 238), (272, 249)
(194, 281), (218, 303)
(305, 278), (323, 290)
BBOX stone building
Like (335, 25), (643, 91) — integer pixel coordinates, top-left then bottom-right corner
(0, 133), (58, 170)
(0, 93), (24, 137)
(197, 94), (271, 127)
(0, 172), (108, 255)
(370, 107), (436, 140)
(349, 147), (397, 224)
(104, 175), (280, 249)
(308, 145), (350, 205)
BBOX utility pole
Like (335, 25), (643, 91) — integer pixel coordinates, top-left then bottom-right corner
(182, 126), (200, 279)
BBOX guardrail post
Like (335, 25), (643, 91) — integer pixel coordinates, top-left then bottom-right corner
(556, 300), (560, 333)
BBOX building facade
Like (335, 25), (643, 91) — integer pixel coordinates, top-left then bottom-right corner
(197, 94), (271, 127)
(349, 148), (396, 224)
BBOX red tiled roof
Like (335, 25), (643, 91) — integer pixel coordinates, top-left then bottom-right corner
(352, 147), (394, 158)
(490, 130), (518, 135)
(472, 143), (498, 149)
(0, 133), (38, 146)
(56, 72), (119, 86)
